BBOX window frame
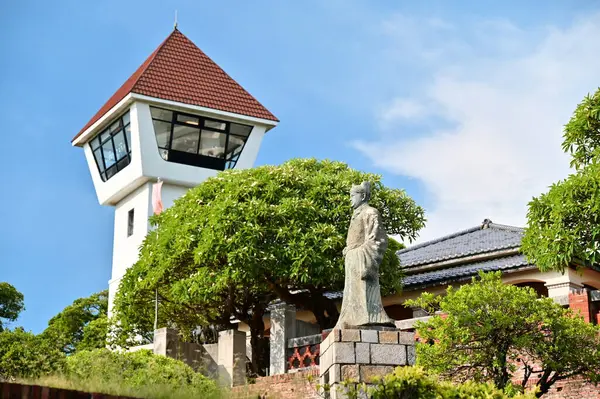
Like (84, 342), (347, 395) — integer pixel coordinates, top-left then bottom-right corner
(90, 112), (132, 182)
(150, 107), (253, 171)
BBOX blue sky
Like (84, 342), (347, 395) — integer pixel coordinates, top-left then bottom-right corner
(1, 0), (599, 333)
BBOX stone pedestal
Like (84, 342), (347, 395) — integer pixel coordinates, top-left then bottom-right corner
(319, 328), (416, 399)
(218, 329), (247, 387)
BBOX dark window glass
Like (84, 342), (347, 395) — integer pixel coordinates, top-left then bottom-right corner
(177, 114), (200, 126)
(151, 108), (172, 122)
(226, 136), (245, 158)
(230, 123), (252, 137)
(127, 209), (134, 237)
(199, 130), (226, 158)
(90, 111), (132, 182)
(102, 141), (116, 168)
(204, 120), (226, 130)
(93, 148), (104, 168)
(153, 120), (171, 148)
(172, 125), (200, 153)
(113, 131), (128, 160)
(149, 106), (253, 170)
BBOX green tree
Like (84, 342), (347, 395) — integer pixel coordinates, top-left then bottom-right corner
(0, 282), (25, 332)
(114, 158), (425, 375)
(0, 328), (65, 380)
(42, 290), (108, 354)
(406, 272), (600, 397)
(522, 88), (600, 271)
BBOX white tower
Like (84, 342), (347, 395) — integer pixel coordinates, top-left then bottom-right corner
(72, 29), (278, 315)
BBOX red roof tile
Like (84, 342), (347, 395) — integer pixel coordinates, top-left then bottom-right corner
(73, 29), (278, 143)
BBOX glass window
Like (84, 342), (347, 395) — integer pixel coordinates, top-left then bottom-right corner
(109, 119), (122, 134)
(93, 147), (104, 169)
(102, 141), (116, 168)
(204, 120), (226, 131)
(226, 136), (245, 158)
(199, 130), (226, 158)
(149, 106), (252, 170)
(230, 123), (252, 137)
(177, 114), (200, 126)
(113, 131), (128, 160)
(172, 124), (200, 153)
(90, 111), (132, 182)
(151, 107), (172, 122)
(152, 120), (171, 148)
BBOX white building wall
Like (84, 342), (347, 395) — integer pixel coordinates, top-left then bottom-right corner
(94, 100), (273, 317)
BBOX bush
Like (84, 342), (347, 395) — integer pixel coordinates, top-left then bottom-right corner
(338, 367), (536, 399)
(56, 348), (221, 399)
(0, 328), (65, 380)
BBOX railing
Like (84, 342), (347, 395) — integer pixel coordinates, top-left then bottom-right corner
(286, 330), (330, 371)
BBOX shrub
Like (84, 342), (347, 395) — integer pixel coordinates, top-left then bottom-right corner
(59, 348), (221, 399)
(338, 366), (536, 399)
(0, 328), (65, 380)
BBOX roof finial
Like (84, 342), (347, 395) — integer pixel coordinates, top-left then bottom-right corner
(481, 218), (492, 229)
(174, 10), (178, 30)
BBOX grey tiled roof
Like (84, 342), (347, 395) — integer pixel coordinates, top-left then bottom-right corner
(398, 221), (524, 268)
(403, 254), (531, 288)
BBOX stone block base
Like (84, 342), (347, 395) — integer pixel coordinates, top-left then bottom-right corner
(319, 328), (416, 399)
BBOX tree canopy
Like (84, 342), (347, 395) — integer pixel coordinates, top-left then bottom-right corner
(42, 290), (108, 354)
(407, 272), (600, 397)
(113, 158), (425, 374)
(522, 88), (600, 271)
(0, 282), (25, 332)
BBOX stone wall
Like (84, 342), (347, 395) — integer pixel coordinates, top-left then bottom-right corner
(230, 369), (320, 399)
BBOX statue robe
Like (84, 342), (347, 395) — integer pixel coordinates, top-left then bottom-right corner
(336, 203), (394, 328)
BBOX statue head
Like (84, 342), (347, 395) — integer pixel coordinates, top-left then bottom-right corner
(350, 181), (371, 209)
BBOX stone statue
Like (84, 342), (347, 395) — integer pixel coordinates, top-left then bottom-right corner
(336, 181), (394, 328)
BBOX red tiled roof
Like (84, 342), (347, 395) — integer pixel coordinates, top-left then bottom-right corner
(73, 29), (278, 143)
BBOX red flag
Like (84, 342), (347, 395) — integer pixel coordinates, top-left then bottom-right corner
(152, 179), (164, 215)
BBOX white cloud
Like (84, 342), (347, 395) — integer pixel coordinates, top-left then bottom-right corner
(353, 14), (600, 243)
(378, 98), (428, 126)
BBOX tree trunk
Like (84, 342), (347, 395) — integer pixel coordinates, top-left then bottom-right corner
(247, 306), (267, 377)
(265, 278), (340, 330)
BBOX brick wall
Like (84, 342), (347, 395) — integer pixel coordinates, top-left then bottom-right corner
(0, 382), (139, 398)
(569, 291), (591, 323)
(542, 378), (600, 399)
(231, 369), (320, 399)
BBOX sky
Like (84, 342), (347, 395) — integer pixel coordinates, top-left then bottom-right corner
(1, 0), (599, 333)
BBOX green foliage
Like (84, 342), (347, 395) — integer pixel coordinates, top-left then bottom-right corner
(0, 328), (65, 380)
(361, 366), (535, 398)
(406, 272), (600, 397)
(59, 348), (221, 399)
(0, 282), (25, 332)
(562, 88), (600, 170)
(42, 290), (108, 354)
(114, 159), (424, 372)
(523, 88), (600, 271)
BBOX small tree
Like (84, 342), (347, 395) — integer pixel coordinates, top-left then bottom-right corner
(42, 290), (108, 354)
(0, 282), (25, 332)
(114, 158), (425, 375)
(522, 88), (600, 272)
(0, 328), (65, 380)
(406, 272), (600, 397)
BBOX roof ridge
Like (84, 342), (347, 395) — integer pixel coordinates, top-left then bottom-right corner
(488, 222), (524, 233)
(397, 225), (482, 254)
(164, 32), (277, 121)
